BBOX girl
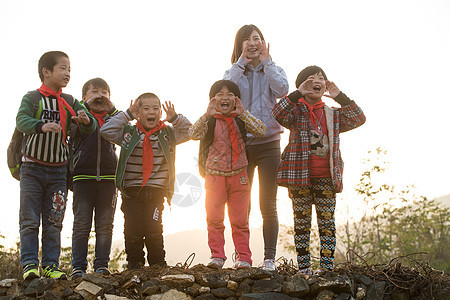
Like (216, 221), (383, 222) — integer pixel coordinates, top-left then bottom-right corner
(224, 24), (288, 271)
(272, 65), (366, 274)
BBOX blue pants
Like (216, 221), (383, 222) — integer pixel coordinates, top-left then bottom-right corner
(19, 162), (67, 268)
(71, 180), (117, 271)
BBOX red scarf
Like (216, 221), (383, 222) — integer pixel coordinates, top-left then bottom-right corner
(299, 98), (325, 130)
(214, 113), (240, 165)
(136, 121), (167, 189)
(90, 111), (107, 127)
(38, 83), (77, 143)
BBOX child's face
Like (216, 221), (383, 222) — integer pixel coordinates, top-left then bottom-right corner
(214, 86), (236, 116)
(137, 97), (162, 130)
(43, 56), (71, 91)
(304, 72), (327, 101)
(242, 30), (262, 62)
(83, 84), (110, 113)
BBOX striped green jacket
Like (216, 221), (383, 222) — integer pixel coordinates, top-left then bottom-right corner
(16, 91), (97, 165)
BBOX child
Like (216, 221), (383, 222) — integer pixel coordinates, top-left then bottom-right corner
(16, 51), (97, 280)
(272, 66), (366, 274)
(224, 24), (288, 271)
(189, 80), (266, 269)
(100, 93), (191, 269)
(70, 78), (119, 279)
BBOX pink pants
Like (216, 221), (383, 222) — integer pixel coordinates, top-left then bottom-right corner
(205, 170), (252, 265)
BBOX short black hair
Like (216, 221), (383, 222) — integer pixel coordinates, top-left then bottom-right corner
(38, 51), (69, 82)
(82, 78), (111, 97)
(295, 65), (328, 88)
(137, 92), (161, 106)
(209, 80), (240, 99)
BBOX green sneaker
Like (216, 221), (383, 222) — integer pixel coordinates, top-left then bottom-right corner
(42, 265), (67, 279)
(23, 264), (40, 280)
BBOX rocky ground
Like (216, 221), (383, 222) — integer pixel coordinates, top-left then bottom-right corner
(0, 262), (448, 300)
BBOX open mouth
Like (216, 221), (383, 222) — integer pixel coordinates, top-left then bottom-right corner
(247, 48), (258, 53)
(147, 117), (156, 123)
(220, 101), (232, 110)
(313, 85), (322, 92)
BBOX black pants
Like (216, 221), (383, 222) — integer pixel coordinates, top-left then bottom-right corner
(121, 186), (166, 267)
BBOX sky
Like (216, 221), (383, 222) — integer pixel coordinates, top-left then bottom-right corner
(0, 0), (449, 254)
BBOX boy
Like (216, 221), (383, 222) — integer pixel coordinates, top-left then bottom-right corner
(272, 66), (365, 274)
(189, 80), (266, 269)
(16, 51), (97, 280)
(100, 93), (191, 269)
(70, 78), (119, 279)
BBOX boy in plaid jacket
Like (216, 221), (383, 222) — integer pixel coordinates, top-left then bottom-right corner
(272, 66), (365, 274)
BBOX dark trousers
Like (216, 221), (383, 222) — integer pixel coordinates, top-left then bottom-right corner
(121, 186), (166, 267)
(246, 140), (280, 260)
(72, 180), (117, 271)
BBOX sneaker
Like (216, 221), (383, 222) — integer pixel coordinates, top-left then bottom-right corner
(42, 265), (67, 279)
(95, 267), (111, 275)
(23, 264), (40, 280)
(233, 260), (251, 269)
(207, 257), (226, 269)
(260, 259), (277, 272)
(297, 267), (313, 275)
(70, 269), (85, 280)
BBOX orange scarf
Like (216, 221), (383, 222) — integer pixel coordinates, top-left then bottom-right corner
(214, 113), (240, 165)
(38, 83), (77, 144)
(136, 121), (167, 190)
(299, 98), (325, 130)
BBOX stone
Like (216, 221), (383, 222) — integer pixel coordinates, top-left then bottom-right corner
(315, 289), (334, 300)
(335, 293), (352, 300)
(251, 278), (281, 293)
(198, 286), (211, 295)
(390, 292), (411, 300)
(310, 276), (351, 294)
(355, 285), (366, 300)
(353, 273), (372, 286)
(226, 280), (238, 292)
(148, 289), (192, 300)
(210, 287), (235, 298)
(236, 282), (251, 297)
(366, 281), (386, 300)
(83, 274), (120, 288)
(197, 273), (229, 288)
(104, 295), (132, 300)
(0, 279), (17, 288)
(142, 279), (161, 296)
(42, 290), (62, 300)
(24, 278), (54, 297)
(161, 274), (195, 288)
(228, 268), (271, 282)
(74, 280), (102, 300)
(122, 275), (140, 289)
(194, 294), (218, 300)
(282, 276), (310, 297)
(239, 292), (297, 300)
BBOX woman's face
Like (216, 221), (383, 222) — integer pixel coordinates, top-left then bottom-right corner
(242, 30), (262, 64)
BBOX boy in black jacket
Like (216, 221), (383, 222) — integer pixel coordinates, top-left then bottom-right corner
(70, 78), (118, 279)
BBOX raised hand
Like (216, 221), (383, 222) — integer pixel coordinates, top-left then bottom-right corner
(257, 40), (270, 62)
(41, 122), (61, 133)
(72, 110), (90, 125)
(325, 81), (341, 99)
(298, 79), (314, 96)
(233, 97), (244, 115)
(128, 98), (140, 118)
(162, 101), (176, 122)
(240, 42), (253, 64)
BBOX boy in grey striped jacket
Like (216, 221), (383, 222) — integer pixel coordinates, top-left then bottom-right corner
(16, 51), (97, 280)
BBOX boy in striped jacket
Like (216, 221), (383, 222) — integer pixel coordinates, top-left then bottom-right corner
(16, 51), (97, 280)
(272, 66), (365, 274)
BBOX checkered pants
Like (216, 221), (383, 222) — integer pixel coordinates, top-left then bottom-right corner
(289, 177), (336, 270)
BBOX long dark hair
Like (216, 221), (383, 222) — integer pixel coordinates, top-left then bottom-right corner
(231, 24), (265, 64)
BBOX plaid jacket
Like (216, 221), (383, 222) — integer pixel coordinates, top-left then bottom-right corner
(272, 92), (365, 193)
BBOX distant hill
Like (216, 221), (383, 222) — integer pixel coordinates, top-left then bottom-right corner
(434, 194), (450, 207)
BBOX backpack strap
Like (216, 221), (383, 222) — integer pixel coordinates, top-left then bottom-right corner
(27, 90), (43, 119)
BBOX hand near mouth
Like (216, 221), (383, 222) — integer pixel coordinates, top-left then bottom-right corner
(257, 40), (270, 62)
(232, 97), (244, 116)
(72, 110), (91, 125)
(240, 43), (254, 64)
(298, 79), (315, 96)
(86, 94), (113, 113)
(324, 81), (340, 99)
(162, 101), (177, 122)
